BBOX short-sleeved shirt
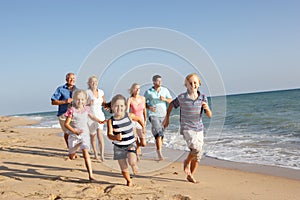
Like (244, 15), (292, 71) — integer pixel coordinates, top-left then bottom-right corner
(144, 86), (172, 117)
(51, 84), (76, 116)
(172, 91), (207, 134)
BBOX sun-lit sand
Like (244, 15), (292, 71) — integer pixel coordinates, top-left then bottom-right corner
(0, 116), (299, 200)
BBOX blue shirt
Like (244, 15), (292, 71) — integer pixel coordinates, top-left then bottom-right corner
(172, 91), (207, 134)
(51, 84), (76, 116)
(144, 86), (172, 117)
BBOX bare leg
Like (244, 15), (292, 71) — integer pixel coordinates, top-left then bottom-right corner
(118, 159), (132, 186)
(128, 151), (138, 175)
(183, 153), (194, 175)
(186, 155), (199, 183)
(90, 134), (98, 160)
(64, 133), (69, 148)
(97, 129), (105, 162)
(156, 136), (164, 160)
(82, 149), (94, 181)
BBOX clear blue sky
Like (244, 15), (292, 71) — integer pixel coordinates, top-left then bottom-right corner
(0, 0), (299, 115)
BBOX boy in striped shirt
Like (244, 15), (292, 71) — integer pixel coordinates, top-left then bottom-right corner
(163, 73), (212, 183)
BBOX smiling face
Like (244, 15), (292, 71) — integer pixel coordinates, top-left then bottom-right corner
(66, 73), (76, 87)
(132, 84), (140, 96)
(88, 77), (98, 90)
(185, 75), (200, 93)
(112, 99), (126, 117)
(153, 77), (162, 88)
(74, 91), (87, 109)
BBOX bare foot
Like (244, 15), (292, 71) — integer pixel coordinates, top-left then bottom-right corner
(157, 150), (164, 161)
(89, 177), (97, 183)
(183, 160), (191, 175)
(126, 180), (132, 186)
(187, 175), (198, 183)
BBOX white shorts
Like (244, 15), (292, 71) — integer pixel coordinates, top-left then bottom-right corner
(182, 130), (204, 161)
(68, 134), (89, 154)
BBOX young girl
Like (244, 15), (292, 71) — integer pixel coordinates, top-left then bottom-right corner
(127, 83), (147, 157)
(86, 75), (107, 162)
(163, 73), (212, 183)
(107, 94), (145, 186)
(64, 89), (98, 181)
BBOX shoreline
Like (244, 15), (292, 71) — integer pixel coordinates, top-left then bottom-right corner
(9, 115), (300, 180)
(1, 116), (300, 200)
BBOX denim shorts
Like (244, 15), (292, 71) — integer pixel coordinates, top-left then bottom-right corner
(113, 143), (136, 160)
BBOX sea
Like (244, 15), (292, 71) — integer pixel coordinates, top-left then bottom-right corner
(16, 89), (300, 170)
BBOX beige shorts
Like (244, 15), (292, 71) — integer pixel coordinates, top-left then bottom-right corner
(182, 130), (204, 161)
(58, 114), (68, 134)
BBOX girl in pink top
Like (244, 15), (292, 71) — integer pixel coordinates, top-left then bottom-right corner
(64, 90), (100, 181)
(127, 83), (147, 157)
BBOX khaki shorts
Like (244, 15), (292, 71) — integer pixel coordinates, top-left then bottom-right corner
(58, 114), (68, 134)
(182, 130), (204, 161)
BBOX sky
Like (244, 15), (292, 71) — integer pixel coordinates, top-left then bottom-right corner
(0, 0), (299, 116)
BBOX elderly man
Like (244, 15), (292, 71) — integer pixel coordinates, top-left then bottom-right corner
(51, 72), (77, 148)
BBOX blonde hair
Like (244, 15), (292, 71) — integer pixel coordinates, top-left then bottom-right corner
(87, 75), (98, 89)
(73, 89), (88, 103)
(111, 94), (127, 108)
(128, 83), (140, 97)
(184, 73), (202, 87)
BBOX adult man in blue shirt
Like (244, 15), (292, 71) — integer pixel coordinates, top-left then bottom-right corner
(144, 75), (172, 160)
(51, 72), (77, 148)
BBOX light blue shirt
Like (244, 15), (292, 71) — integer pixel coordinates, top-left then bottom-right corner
(144, 86), (172, 117)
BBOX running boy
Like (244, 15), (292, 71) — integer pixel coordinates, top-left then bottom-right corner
(163, 73), (212, 183)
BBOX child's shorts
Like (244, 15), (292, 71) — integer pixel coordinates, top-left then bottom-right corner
(113, 144), (136, 160)
(68, 134), (89, 154)
(182, 130), (204, 162)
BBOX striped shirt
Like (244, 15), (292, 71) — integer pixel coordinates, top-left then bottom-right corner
(172, 91), (207, 134)
(111, 113), (135, 146)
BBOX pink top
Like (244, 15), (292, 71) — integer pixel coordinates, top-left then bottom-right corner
(129, 98), (145, 122)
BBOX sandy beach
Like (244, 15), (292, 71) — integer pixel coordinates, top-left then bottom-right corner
(0, 116), (300, 200)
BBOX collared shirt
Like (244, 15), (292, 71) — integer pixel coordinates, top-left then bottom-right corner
(51, 83), (76, 116)
(144, 86), (172, 117)
(172, 91), (207, 134)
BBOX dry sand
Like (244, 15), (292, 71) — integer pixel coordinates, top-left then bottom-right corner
(0, 116), (300, 200)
